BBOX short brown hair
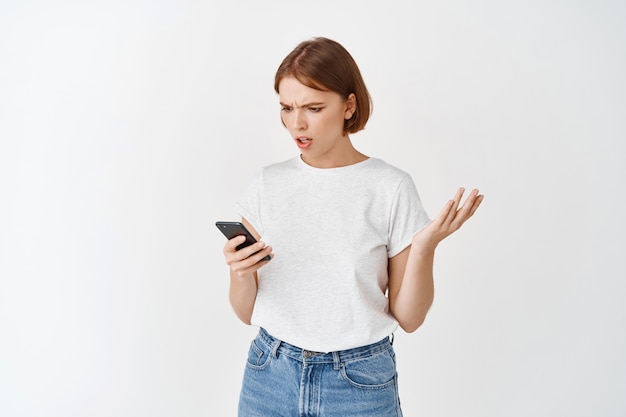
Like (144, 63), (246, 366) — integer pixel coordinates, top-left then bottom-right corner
(274, 37), (372, 134)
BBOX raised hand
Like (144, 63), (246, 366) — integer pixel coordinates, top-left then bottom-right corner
(412, 188), (484, 252)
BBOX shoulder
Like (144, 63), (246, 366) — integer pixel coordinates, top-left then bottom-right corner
(262, 156), (300, 175)
(363, 158), (413, 183)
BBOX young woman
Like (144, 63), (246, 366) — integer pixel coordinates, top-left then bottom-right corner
(222, 37), (483, 417)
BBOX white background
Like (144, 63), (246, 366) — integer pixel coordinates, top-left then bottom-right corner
(1, 1), (625, 416)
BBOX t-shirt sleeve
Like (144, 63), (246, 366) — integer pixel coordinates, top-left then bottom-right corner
(234, 170), (265, 236)
(387, 175), (431, 257)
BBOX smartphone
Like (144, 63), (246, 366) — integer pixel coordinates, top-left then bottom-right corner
(215, 221), (271, 261)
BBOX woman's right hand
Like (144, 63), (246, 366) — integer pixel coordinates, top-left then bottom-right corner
(223, 236), (273, 279)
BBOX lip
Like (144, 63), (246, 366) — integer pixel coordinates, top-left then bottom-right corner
(295, 136), (313, 149)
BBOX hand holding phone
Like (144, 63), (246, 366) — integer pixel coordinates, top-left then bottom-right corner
(215, 221), (271, 262)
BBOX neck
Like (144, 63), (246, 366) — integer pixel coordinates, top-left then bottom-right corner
(301, 137), (368, 169)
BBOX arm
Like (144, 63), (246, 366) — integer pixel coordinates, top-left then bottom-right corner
(388, 245), (434, 333)
(223, 218), (273, 324)
(388, 188), (483, 332)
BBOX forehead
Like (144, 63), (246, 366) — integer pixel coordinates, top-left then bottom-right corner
(278, 77), (342, 104)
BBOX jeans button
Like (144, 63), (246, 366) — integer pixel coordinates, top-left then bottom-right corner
(303, 350), (313, 359)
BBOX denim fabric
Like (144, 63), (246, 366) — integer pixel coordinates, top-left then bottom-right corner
(238, 328), (403, 417)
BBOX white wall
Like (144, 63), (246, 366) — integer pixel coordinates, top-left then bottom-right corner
(1, 1), (624, 416)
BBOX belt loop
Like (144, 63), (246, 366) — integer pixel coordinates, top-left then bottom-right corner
(332, 351), (342, 370)
(389, 333), (395, 346)
(271, 339), (281, 358)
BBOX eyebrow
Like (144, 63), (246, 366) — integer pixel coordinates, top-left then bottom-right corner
(279, 101), (325, 108)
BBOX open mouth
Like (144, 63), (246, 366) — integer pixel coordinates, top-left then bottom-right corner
(296, 137), (312, 144)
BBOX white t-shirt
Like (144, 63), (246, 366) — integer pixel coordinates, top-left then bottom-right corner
(235, 156), (430, 352)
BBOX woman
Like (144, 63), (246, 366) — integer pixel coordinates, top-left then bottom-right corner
(222, 37), (483, 417)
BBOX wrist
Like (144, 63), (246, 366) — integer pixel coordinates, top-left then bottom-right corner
(410, 237), (437, 256)
(231, 270), (256, 285)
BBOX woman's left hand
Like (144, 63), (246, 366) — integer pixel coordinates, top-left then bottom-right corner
(412, 187), (484, 252)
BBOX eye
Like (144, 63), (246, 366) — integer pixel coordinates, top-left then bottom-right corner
(308, 107), (322, 112)
(281, 106), (292, 112)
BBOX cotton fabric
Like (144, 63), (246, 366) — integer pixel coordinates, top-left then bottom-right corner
(235, 156), (430, 352)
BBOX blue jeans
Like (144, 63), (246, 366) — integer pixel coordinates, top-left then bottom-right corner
(238, 328), (403, 417)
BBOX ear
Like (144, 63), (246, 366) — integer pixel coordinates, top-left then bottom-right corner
(344, 93), (357, 119)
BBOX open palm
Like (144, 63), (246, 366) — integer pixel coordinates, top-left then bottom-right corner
(413, 188), (484, 251)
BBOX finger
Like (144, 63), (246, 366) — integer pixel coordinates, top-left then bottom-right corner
(457, 189), (479, 215)
(224, 237), (268, 264)
(237, 241), (270, 261)
(443, 187), (465, 225)
(225, 235), (247, 252)
(451, 189), (482, 229)
(234, 245), (273, 273)
(434, 199), (455, 226)
(462, 189), (483, 217)
(251, 245), (273, 263)
(467, 193), (484, 217)
(223, 236), (245, 259)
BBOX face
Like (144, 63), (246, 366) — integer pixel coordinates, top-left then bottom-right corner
(278, 77), (356, 166)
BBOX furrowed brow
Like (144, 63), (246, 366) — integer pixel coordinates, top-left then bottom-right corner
(279, 101), (325, 108)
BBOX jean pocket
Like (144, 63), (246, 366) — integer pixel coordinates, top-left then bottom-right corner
(245, 339), (272, 370)
(340, 349), (397, 390)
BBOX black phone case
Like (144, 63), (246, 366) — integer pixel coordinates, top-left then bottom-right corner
(215, 221), (271, 261)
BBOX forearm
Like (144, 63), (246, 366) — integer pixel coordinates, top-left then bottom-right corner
(390, 246), (435, 333)
(229, 271), (258, 325)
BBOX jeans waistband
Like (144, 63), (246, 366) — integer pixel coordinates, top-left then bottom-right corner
(256, 328), (393, 366)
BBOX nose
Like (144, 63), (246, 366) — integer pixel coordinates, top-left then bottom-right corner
(293, 109), (306, 131)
